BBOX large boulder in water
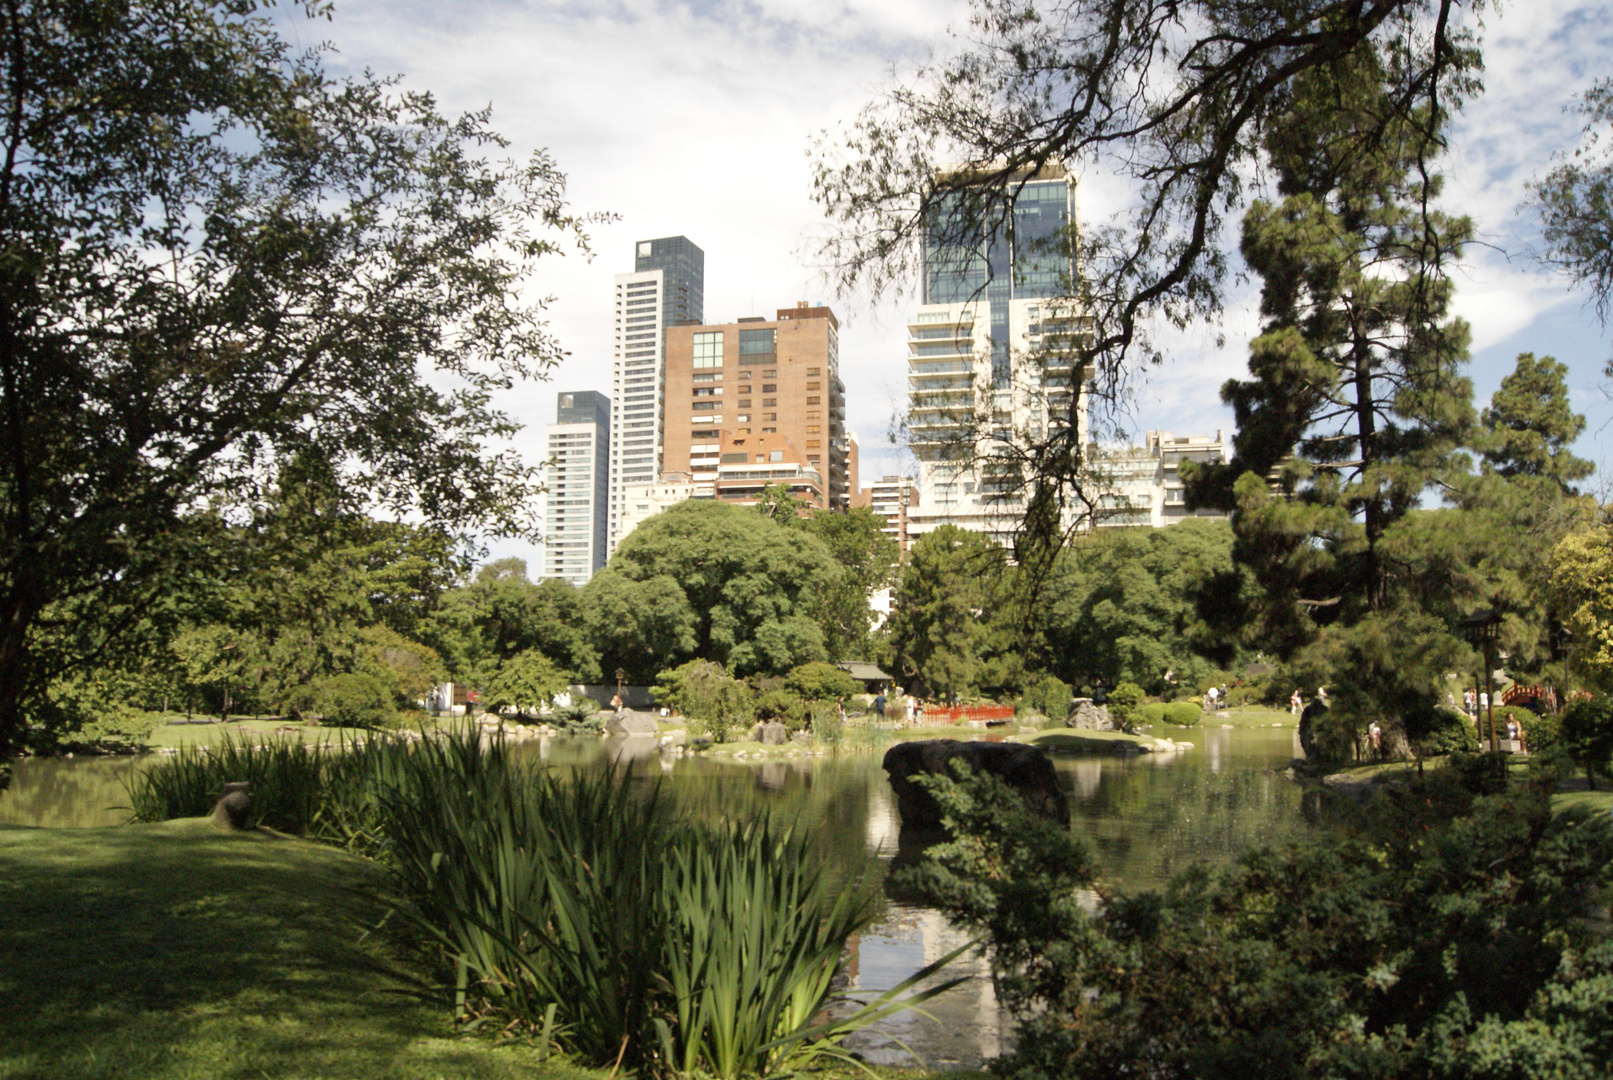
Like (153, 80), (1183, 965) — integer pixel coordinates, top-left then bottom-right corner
(882, 740), (1069, 828)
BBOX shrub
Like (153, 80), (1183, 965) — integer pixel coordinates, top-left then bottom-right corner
(754, 688), (807, 732)
(1561, 696), (1613, 787)
(784, 662), (861, 703)
(655, 660), (754, 742)
(1163, 702), (1202, 727)
(1137, 702), (1168, 725)
(1017, 676), (1073, 721)
(290, 672), (397, 729)
(1514, 707), (1563, 753)
(808, 701), (844, 747)
(1107, 682), (1146, 724)
(1409, 705), (1478, 756)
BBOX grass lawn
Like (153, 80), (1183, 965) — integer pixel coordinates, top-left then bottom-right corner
(144, 716), (355, 750)
(0, 819), (595, 1080)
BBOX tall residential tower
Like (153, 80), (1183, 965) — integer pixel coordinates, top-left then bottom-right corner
(608, 236), (704, 554)
(542, 390), (611, 585)
(906, 165), (1089, 543)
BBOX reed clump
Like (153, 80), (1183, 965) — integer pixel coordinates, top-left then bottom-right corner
(127, 727), (959, 1078)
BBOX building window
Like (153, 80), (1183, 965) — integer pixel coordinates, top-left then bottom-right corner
(763, 369), (777, 378)
(805, 396), (820, 405)
(692, 387), (720, 396)
(692, 402), (716, 411)
(769, 450), (783, 462)
(738, 327), (776, 359)
(806, 440), (821, 449)
(806, 382), (821, 391)
(807, 367), (820, 376)
(691, 428), (719, 438)
(762, 384), (777, 393)
(692, 331), (723, 369)
(763, 413), (777, 421)
(738, 399), (751, 408)
(761, 398), (776, 407)
(806, 425), (820, 434)
(736, 414), (749, 422)
(806, 411), (820, 420)
(762, 426), (776, 433)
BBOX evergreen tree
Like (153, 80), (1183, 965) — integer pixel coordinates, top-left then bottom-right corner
(1478, 352), (1593, 492)
(1189, 44), (1476, 650)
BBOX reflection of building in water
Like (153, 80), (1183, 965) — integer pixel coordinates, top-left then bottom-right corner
(1067, 757), (1104, 799)
(840, 905), (1009, 1068)
(865, 778), (899, 853)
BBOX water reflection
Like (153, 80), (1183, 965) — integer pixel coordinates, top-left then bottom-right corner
(2, 724), (1311, 1068)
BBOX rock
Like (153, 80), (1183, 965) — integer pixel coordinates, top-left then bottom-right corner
(212, 781), (252, 831)
(760, 720), (787, 746)
(1298, 701), (1328, 759)
(605, 710), (659, 737)
(882, 740), (1069, 828)
(1065, 699), (1114, 731)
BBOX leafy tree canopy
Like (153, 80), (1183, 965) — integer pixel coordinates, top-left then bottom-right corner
(889, 525), (1019, 701)
(1042, 518), (1235, 696)
(585, 501), (842, 682)
(0, 0), (591, 757)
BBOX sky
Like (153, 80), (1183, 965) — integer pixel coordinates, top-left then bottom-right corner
(283, 0), (1613, 566)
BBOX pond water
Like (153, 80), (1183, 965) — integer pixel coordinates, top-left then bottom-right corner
(1, 724), (1308, 1069)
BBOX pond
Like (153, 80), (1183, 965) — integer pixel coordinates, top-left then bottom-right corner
(0, 723), (1309, 1069)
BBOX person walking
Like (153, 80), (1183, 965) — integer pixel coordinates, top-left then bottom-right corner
(1290, 688), (1303, 716)
(873, 692), (886, 722)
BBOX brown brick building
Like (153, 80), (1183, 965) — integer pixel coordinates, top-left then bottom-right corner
(663, 303), (851, 510)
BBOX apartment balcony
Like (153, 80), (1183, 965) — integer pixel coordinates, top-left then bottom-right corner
(909, 360), (976, 378)
(907, 312), (976, 332)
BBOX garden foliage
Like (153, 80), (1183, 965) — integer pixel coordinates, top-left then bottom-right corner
(903, 761), (1613, 1080)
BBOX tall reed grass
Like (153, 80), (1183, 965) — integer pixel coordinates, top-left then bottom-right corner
(128, 726), (963, 1077)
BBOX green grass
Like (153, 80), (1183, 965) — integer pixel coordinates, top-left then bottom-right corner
(1551, 788), (1613, 816)
(0, 819), (596, 1080)
(143, 716), (353, 749)
(1028, 729), (1163, 753)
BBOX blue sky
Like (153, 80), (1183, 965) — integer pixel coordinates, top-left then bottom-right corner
(291, 0), (1613, 563)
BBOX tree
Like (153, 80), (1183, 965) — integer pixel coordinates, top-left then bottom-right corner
(1534, 78), (1613, 362)
(902, 762), (1613, 1080)
(888, 526), (1017, 701)
(783, 662), (862, 704)
(428, 559), (600, 688)
(814, 1), (1482, 548)
(1478, 353), (1594, 492)
(1041, 518), (1235, 695)
(585, 501), (842, 681)
(0, 0), (591, 759)
(1552, 517), (1613, 691)
(482, 649), (570, 719)
(796, 507), (900, 660)
(1560, 696), (1613, 789)
(1189, 43), (1476, 633)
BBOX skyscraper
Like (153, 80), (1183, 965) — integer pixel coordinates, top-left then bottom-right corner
(608, 236), (704, 554)
(660, 302), (850, 510)
(542, 390), (610, 585)
(907, 164), (1088, 542)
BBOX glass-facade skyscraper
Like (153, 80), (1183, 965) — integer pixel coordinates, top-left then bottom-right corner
(906, 165), (1086, 544)
(608, 236), (704, 554)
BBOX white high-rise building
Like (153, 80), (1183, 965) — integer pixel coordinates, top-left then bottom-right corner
(905, 166), (1090, 545)
(607, 236), (703, 555)
(542, 391), (610, 586)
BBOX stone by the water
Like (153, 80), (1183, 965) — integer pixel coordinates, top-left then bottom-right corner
(1066, 698), (1114, 731)
(760, 720), (787, 746)
(605, 711), (659, 737)
(882, 740), (1069, 828)
(212, 781), (252, 831)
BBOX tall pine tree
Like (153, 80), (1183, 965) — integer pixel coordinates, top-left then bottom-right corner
(1189, 43), (1476, 656)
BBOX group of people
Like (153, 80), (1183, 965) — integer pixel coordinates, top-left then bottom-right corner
(1289, 686), (1328, 715)
(1461, 688), (1490, 719)
(871, 692), (923, 725)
